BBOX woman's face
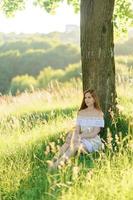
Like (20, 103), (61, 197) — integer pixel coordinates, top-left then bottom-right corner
(84, 92), (95, 107)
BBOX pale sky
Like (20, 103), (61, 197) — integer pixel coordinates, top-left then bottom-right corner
(0, 0), (80, 34)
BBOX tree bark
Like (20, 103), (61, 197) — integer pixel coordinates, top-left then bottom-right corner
(80, 0), (117, 115)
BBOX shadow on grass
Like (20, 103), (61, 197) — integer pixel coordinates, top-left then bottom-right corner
(2, 112), (132, 199)
(3, 134), (98, 200)
(100, 112), (132, 151)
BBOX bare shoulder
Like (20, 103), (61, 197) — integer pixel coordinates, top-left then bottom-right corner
(77, 109), (86, 116)
(77, 109), (87, 116)
(96, 110), (104, 117)
(77, 109), (104, 118)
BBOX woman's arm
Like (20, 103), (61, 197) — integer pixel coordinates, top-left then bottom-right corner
(74, 124), (81, 135)
(80, 127), (100, 139)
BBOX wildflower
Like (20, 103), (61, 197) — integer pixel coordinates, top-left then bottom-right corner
(56, 145), (60, 151)
(46, 160), (54, 168)
(107, 128), (113, 150)
(44, 145), (50, 155)
(58, 160), (65, 169)
(116, 104), (124, 112)
(115, 134), (120, 145)
(44, 150), (48, 156)
(86, 170), (93, 181)
(57, 139), (60, 144)
(72, 166), (80, 180)
(128, 140), (133, 151)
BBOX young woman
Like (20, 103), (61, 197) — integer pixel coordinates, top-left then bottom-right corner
(48, 89), (104, 169)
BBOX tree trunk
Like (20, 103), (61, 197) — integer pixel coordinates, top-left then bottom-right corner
(80, 0), (117, 115)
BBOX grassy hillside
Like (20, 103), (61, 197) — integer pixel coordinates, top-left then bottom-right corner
(0, 79), (133, 200)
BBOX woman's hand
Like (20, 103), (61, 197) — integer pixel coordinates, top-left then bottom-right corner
(80, 127), (100, 139)
(80, 129), (91, 139)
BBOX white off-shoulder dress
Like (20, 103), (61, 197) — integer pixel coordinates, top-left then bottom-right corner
(76, 116), (104, 152)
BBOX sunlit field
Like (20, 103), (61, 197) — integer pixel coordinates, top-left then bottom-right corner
(0, 70), (133, 200)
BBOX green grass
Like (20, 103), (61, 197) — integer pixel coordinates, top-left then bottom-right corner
(0, 80), (133, 200)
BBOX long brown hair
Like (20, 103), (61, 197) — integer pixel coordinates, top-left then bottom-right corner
(79, 89), (101, 111)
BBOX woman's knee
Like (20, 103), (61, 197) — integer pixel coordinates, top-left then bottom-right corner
(71, 144), (80, 151)
(74, 143), (87, 153)
(79, 144), (88, 153)
(66, 132), (72, 142)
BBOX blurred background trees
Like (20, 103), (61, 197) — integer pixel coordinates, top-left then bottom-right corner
(0, 31), (133, 95)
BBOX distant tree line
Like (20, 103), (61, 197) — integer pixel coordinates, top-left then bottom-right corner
(0, 33), (80, 94)
(0, 32), (133, 95)
(10, 63), (81, 95)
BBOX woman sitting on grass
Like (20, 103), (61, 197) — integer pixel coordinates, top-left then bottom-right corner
(48, 89), (104, 169)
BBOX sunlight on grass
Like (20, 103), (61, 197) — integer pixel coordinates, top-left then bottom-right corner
(0, 77), (133, 200)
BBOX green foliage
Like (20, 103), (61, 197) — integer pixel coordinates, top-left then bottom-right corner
(67, 0), (80, 13)
(43, 43), (80, 68)
(6, 51), (133, 95)
(114, 0), (133, 35)
(0, 0), (132, 41)
(62, 63), (81, 82)
(0, 50), (20, 94)
(34, 0), (61, 14)
(1, 0), (132, 36)
(0, 39), (53, 53)
(10, 63), (81, 93)
(35, 0), (80, 14)
(0, 33), (80, 94)
(10, 74), (37, 95)
(37, 66), (64, 88)
(0, 0), (25, 17)
(0, 81), (133, 200)
(0, 31), (133, 94)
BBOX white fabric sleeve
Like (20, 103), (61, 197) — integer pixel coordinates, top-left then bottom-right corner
(95, 118), (104, 127)
(75, 117), (104, 127)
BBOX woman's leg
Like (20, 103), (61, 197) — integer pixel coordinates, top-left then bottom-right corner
(53, 143), (86, 167)
(51, 133), (72, 163)
(48, 143), (87, 169)
(64, 143), (88, 158)
(53, 142), (70, 160)
(55, 132), (73, 158)
(48, 142), (70, 168)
